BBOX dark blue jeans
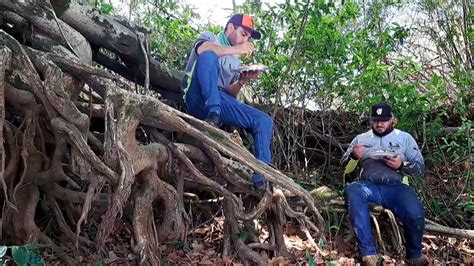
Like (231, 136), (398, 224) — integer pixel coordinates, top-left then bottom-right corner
(185, 51), (273, 184)
(344, 180), (425, 259)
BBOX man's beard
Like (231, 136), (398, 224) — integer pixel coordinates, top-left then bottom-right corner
(372, 125), (394, 137)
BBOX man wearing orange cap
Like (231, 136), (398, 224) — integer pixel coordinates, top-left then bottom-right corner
(182, 14), (271, 191)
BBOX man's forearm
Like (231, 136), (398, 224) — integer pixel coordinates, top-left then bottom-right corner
(226, 80), (244, 97)
(197, 42), (238, 57)
(401, 161), (426, 176)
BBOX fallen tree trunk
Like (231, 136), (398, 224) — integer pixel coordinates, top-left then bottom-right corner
(49, 0), (184, 103)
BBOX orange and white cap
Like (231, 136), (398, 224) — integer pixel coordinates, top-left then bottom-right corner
(226, 13), (262, 40)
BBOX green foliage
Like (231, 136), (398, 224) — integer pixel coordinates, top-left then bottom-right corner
(239, 224), (251, 242)
(0, 245), (45, 266)
(172, 240), (184, 250)
(460, 201), (474, 213)
(138, 2), (208, 69)
(0, 246), (7, 258)
(87, 0), (114, 14)
(318, 237), (325, 249)
(106, 1), (209, 69)
(306, 249), (315, 266)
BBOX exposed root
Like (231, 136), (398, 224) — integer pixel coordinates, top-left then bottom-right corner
(132, 169), (161, 265)
(75, 175), (106, 248)
(96, 142), (134, 248)
(47, 195), (93, 246)
(371, 213), (386, 254)
(0, 48), (11, 208)
(384, 208), (404, 255)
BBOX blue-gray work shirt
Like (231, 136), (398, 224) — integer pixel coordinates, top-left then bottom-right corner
(184, 31), (241, 91)
(342, 128), (425, 184)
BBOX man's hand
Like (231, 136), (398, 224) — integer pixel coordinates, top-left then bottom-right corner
(234, 42), (254, 57)
(352, 144), (365, 159)
(228, 70), (261, 97)
(239, 70), (261, 84)
(384, 155), (402, 169)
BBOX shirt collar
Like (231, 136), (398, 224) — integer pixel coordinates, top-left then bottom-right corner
(218, 32), (231, 47)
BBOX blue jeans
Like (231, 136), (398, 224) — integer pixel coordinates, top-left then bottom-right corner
(344, 180), (425, 259)
(185, 51), (273, 184)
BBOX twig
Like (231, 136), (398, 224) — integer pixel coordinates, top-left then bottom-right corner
(425, 219), (474, 239)
(384, 208), (403, 255)
(44, 0), (81, 59)
(371, 213), (386, 254)
(138, 32), (150, 91)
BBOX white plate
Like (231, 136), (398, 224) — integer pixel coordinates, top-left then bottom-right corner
(364, 150), (398, 160)
(235, 64), (268, 73)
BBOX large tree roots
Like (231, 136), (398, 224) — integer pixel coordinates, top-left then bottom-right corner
(0, 16), (324, 263)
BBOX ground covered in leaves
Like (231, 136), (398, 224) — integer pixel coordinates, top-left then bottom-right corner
(24, 209), (471, 265)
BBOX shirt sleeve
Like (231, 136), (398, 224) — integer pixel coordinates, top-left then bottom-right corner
(341, 136), (359, 164)
(193, 32), (218, 54)
(401, 133), (425, 176)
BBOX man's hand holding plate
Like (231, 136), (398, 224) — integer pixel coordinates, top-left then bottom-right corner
(384, 155), (402, 169)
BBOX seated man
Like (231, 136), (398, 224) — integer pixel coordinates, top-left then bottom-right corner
(341, 103), (428, 265)
(182, 13), (272, 191)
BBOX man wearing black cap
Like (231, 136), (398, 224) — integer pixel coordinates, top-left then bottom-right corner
(182, 14), (271, 191)
(341, 103), (428, 265)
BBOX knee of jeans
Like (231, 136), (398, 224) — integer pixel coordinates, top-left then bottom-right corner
(344, 183), (368, 201)
(404, 208), (425, 229)
(255, 112), (273, 132)
(197, 50), (218, 63)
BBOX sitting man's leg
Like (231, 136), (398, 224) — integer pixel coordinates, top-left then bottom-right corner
(380, 184), (426, 264)
(219, 92), (273, 190)
(185, 50), (221, 124)
(345, 181), (383, 264)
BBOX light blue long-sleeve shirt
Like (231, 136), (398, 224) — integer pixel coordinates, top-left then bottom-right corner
(342, 128), (425, 184)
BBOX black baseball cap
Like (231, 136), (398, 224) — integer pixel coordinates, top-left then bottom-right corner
(226, 13), (262, 40)
(371, 103), (393, 122)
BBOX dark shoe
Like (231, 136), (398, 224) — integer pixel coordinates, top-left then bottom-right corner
(406, 254), (429, 265)
(205, 112), (221, 127)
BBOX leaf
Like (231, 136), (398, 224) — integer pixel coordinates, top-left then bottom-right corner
(11, 246), (44, 266)
(99, 3), (114, 15)
(11, 246), (29, 266)
(0, 246), (7, 258)
(318, 238), (325, 248)
(26, 248), (44, 266)
(308, 254), (315, 266)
